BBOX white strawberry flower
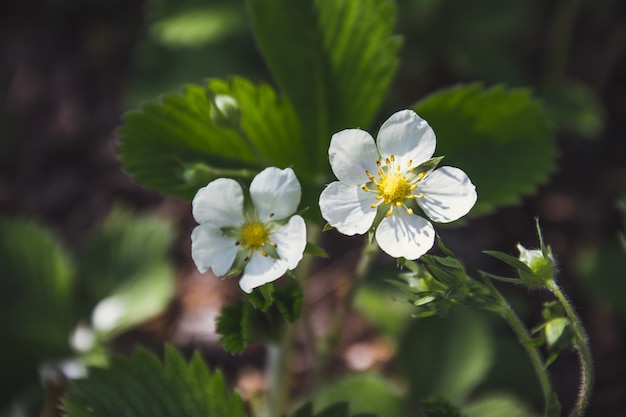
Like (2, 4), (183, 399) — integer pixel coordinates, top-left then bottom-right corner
(191, 167), (306, 293)
(319, 110), (477, 260)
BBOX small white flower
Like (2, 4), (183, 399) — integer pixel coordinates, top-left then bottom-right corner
(191, 167), (307, 293)
(319, 110), (477, 260)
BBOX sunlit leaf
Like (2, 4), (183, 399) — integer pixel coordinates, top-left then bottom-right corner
(118, 76), (305, 200)
(62, 346), (247, 417)
(248, 0), (402, 169)
(414, 84), (557, 217)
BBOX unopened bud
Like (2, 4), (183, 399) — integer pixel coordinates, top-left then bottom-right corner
(517, 243), (556, 287)
(210, 94), (241, 129)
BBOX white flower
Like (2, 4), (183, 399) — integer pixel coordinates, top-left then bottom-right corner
(191, 167), (307, 293)
(319, 110), (477, 260)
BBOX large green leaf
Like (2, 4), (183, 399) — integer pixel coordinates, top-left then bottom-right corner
(0, 219), (76, 406)
(414, 84), (557, 217)
(248, 0), (402, 168)
(396, 309), (494, 406)
(0, 219), (75, 354)
(62, 346), (247, 417)
(313, 373), (405, 417)
(118, 76), (305, 200)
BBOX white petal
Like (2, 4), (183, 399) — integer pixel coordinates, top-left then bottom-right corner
(239, 252), (288, 293)
(376, 110), (436, 169)
(192, 178), (244, 226)
(319, 182), (378, 235)
(375, 210), (435, 260)
(417, 166), (477, 223)
(272, 215), (307, 270)
(328, 129), (380, 185)
(191, 225), (239, 276)
(250, 167), (301, 221)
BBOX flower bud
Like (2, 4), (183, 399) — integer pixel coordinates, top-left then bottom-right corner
(210, 94), (241, 130)
(517, 243), (556, 287)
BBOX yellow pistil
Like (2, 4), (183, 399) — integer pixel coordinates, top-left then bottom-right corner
(378, 173), (411, 205)
(239, 221), (269, 249)
(360, 155), (425, 216)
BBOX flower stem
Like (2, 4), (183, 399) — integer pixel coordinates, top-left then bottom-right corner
(546, 281), (593, 417)
(483, 277), (559, 417)
(316, 241), (379, 385)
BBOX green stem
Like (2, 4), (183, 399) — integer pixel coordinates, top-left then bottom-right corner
(315, 241), (379, 386)
(546, 281), (593, 417)
(262, 223), (322, 417)
(483, 278), (557, 417)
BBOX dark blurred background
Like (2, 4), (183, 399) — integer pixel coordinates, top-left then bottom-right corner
(1, 0), (625, 416)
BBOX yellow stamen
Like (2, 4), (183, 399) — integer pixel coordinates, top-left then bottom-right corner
(417, 172), (426, 181)
(407, 208), (414, 214)
(386, 209), (393, 217)
(239, 222), (269, 250)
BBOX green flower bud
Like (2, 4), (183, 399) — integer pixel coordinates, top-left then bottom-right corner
(517, 243), (556, 287)
(210, 94), (241, 130)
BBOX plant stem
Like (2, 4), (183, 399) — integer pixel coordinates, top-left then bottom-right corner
(315, 241), (379, 386)
(483, 278), (557, 417)
(546, 281), (593, 417)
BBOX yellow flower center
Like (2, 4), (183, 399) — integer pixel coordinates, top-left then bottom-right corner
(239, 221), (269, 249)
(378, 173), (411, 205)
(362, 154), (426, 217)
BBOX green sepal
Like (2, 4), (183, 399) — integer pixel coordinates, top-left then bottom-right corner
(305, 241), (330, 258)
(411, 156), (445, 179)
(478, 271), (521, 284)
(322, 223), (334, 232)
(246, 283), (275, 311)
(274, 278), (303, 322)
(483, 250), (534, 273)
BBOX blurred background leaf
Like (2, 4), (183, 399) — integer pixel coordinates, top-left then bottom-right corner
(313, 373), (405, 417)
(0, 219), (76, 407)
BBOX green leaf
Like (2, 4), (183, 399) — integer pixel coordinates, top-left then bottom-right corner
(216, 300), (250, 354)
(0, 218), (76, 349)
(62, 346), (247, 417)
(542, 80), (605, 139)
(248, 0), (402, 168)
(75, 206), (175, 313)
(313, 373), (405, 417)
(396, 309), (493, 406)
(118, 76), (305, 200)
(273, 279), (303, 322)
(0, 218), (76, 405)
(464, 393), (538, 417)
(420, 397), (466, 417)
(290, 402), (376, 417)
(414, 84), (557, 217)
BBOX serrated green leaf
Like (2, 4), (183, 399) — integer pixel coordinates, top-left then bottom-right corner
(118, 76), (305, 200)
(248, 0), (402, 168)
(414, 84), (557, 217)
(62, 346), (247, 417)
(216, 300), (250, 354)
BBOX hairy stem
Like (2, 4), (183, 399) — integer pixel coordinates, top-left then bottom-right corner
(483, 278), (558, 417)
(547, 281), (593, 417)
